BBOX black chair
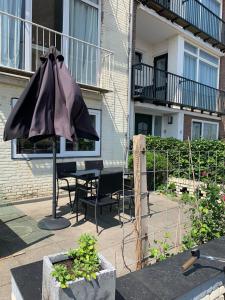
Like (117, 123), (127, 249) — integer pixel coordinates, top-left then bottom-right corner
(76, 172), (123, 233)
(84, 160), (104, 194)
(56, 162), (77, 209)
(116, 176), (135, 219)
(85, 160), (104, 170)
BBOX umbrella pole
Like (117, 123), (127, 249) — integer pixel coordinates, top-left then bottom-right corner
(52, 136), (57, 219)
(37, 137), (71, 230)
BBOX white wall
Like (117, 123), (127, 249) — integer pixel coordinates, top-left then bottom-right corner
(0, 0), (130, 202)
(161, 111), (184, 140)
(168, 35), (184, 75)
(135, 34), (185, 76)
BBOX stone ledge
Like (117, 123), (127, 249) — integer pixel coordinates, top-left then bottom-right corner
(10, 238), (225, 300)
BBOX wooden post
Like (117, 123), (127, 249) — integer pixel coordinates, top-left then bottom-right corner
(133, 134), (149, 270)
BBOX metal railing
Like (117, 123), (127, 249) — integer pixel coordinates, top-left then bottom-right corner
(0, 10), (113, 90)
(144, 0), (225, 48)
(132, 63), (225, 114)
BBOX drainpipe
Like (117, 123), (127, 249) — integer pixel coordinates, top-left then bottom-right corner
(126, 0), (134, 165)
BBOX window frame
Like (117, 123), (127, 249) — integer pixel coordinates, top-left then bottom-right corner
(183, 41), (219, 89)
(23, 0), (101, 70)
(63, 0), (101, 46)
(11, 98), (101, 159)
(191, 119), (219, 140)
(135, 113), (162, 137)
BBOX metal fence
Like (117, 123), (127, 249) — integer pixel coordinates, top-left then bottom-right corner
(0, 10), (113, 90)
(132, 63), (225, 114)
(119, 138), (225, 270)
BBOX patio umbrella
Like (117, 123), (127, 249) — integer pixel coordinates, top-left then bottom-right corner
(4, 46), (99, 230)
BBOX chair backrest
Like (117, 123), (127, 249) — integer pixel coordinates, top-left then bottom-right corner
(56, 162), (77, 179)
(97, 172), (123, 196)
(85, 160), (104, 171)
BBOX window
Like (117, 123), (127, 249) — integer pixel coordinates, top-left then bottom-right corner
(135, 114), (162, 137)
(192, 120), (218, 140)
(184, 42), (219, 88)
(0, 0), (25, 69)
(183, 42), (219, 110)
(12, 98), (101, 158)
(64, 0), (101, 86)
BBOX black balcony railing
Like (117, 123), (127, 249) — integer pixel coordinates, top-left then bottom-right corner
(142, 0), (225, 51)
(132, 63), (225, 114)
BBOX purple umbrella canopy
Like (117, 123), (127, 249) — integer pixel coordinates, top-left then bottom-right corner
(4, 46), (99, 230)
(4, 46), (99, 142)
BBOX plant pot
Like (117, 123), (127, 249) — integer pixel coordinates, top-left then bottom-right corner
(42, 252), (116, 300)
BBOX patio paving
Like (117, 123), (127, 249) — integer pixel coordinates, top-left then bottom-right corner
(0, 193), (189, 299)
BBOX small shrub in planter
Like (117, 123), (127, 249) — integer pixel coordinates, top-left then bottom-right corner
(42, 234), (116, 300)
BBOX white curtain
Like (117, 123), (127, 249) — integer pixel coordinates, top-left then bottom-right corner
(0, 0), (24, 68)
(199, 61), (217, 111)
(184, 0), (200, 29)
(69, 0), (98, 85)
(183, 53), (197, 107)
(192, 122), (202, 140)
(202, 0), (220, 16)
(203, 123), (218, 140)
(201, 0), (220, 39)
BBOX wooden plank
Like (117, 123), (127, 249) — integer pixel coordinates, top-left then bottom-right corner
(133, 134), (149, 270)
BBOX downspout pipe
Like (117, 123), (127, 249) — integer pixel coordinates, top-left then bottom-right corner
(126, 0), (134, 165)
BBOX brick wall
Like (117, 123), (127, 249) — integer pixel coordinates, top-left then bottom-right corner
(183, 114), (224, 140)
(0, 0), (130, 202)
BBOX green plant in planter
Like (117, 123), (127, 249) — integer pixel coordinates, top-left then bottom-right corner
(149, 233), (173, 262)
(51, 234), (100, 288)
(51, 264), (75, 289)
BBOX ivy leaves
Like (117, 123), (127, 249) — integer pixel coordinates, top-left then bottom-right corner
(182, 183), (225, 250)
(149, 233), (173, 262)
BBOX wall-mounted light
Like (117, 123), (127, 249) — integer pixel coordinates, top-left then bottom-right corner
(168, 115), (173, 124)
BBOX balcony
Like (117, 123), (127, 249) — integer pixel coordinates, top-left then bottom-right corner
(141, 0), (225, 52)
(132, 63), (225, 115)
(0, 10), (113, 92)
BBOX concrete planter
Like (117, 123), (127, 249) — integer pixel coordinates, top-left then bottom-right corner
(42, 252), (116, 300)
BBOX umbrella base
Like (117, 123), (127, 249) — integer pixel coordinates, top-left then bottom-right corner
(38, 216), (71, 230)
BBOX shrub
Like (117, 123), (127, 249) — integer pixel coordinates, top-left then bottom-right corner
(157, 182), (177, 197)
(149, 233), (173, 262)
(182, 183), (225, 250)
(128, 151), (169, 189)
(180, 192), (195, 204)
(130, 136), (225, 183)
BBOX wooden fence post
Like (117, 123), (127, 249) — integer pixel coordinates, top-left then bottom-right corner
(133, 134), (149, 270)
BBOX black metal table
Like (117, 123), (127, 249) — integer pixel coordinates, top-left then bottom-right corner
(62, 167), (130, 212)
(62, 167), (129, 181)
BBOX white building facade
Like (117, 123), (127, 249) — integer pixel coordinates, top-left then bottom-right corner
(131, 0), (225, 141)
(0, 0), (130, 202)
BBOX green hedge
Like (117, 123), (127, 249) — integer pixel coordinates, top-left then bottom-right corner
(129, 136), (225, 184)
(128, 151), (169, 189)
